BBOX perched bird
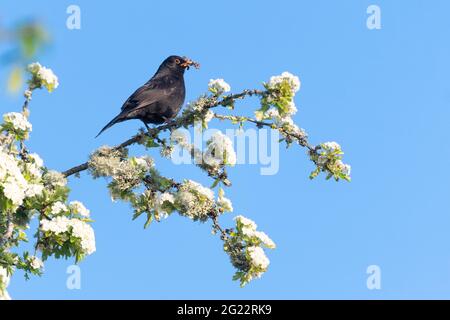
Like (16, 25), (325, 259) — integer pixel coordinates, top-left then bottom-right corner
(96, 55), (199, 137)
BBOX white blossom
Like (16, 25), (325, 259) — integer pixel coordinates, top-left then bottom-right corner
(88, 146), (124, 178)
(217, 189), (233, 212)
(154, 192), (175, 218)
(343, 164), (351, 176)
(204, 110), (214, 123)
(254, 231), (276, 249)
(267, 71), (301, 94)
(0, 267), (11, 300)
(132, 156), (153, 171)
(26, 163), (42, 178)
(51, 201), (68, 214)
(204, 131), (236, 167)
(0, 267), (10, 288)
(0, 151), (19, 181)
(27, 62), (59, 92)
(69, 201), (90, 217)
(176, 180), (215, 221)
(266, 108), (280, 119)
(3, 112), (32, 132)
(3, 176), (28, 206)
(170, 129), (189, 147)
(322, 141), (341, 151)
(247, 246), (270, 270)
(286, 101), (298, 115)
(185, 179), (214, 200)
(43, 170), (67, 187)
(25, 183), (44, 198)
(29, 256), (44, 270)
(335, 160), (351, 176)
(217, 196), (233, 212)
(40, 216), (70, 234)
(208, 78), (231, 94)
(29, 153), (44, 168)
(40, 216), (96, 255)
(69, 219), (96, 255)
(0, 289), (11, 300)
(235, 215), (257, 231)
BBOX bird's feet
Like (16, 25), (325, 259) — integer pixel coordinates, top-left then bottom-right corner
(141, 122), (165, 146)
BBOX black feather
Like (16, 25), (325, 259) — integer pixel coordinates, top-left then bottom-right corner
(96, 55), (193, 137)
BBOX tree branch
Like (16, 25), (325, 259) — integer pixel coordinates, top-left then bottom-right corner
(62, 89), (266, 178)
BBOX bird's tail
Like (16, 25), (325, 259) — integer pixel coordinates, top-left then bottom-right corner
(95, 114), (125, 138)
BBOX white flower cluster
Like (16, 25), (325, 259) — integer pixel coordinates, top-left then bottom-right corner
(88, 147), (154, 199)
(227, 215), (276, 286)
(247, 246), (270, 270)
(0, 62), (98, 296)
(109, 155), (154, 196)
(154, 192), (175, 218)
(27, 62), (59, 92)
(69, 201), (91, 217)
(183, 96), (215, 126)
(29, 256), (44, 270)
(235, 215), (257, 230)
(0, 149), (44, 207)
(132, 156), (153, 172)
(40, 216), (96, 255)
(0, 267), (11, 300)
(217, 188), (233, 212)
(3, 112), (32, 132)
(235, 215), (276, 249)
(42, 170), (67, 188)
(255, 72), (306, 139)
(88, 146), (126, 178)
(51, 201), (68, 214)
(170, 129), (189, 148)
(203, 110), (215, 123)
(170, 129), (203, 164)
(267, 71), (301, 94)
(320, 141), (351, 176)
(322, 141), (341, 152)
(170, 129), (236, 174)
(175, 179), (215, 221)
(204, 131), (237, 168)
(27, 153), (44, 178)
(208, 78), (231, 95)
(338, 161), (351, 176)
(310, 141), (351, 180)
(257, 105), (305, 138)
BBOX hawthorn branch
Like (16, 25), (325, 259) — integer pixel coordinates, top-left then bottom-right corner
(62, 89), (266, 178)
(62, 88), (322, 179)
(213, 113), (317, 151)
(142, 175), (228, 240)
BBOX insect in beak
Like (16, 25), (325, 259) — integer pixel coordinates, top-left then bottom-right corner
(180, 57), (200, 70)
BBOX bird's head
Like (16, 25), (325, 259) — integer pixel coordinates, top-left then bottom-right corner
(159, 55), (200, 74)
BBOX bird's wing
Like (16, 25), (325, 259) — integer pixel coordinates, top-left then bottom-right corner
(120, 76), (176, 114)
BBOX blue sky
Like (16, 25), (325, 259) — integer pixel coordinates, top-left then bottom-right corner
(2, 0), (450, 299)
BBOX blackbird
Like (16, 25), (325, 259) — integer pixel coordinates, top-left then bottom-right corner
(96, 55), (199, 137)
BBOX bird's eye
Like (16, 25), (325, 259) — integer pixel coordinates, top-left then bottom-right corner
(175, 58), (181, 64)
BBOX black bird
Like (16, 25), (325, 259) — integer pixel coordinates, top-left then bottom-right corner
(96, 55), (199, 137)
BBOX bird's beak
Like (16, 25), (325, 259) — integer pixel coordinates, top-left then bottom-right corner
(180, 57), (200, 70)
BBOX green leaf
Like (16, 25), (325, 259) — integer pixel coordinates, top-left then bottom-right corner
(18, 23), (48, 59)
(145, 139), (160, 148)
(144, 213), (153, 229)
(132, 210), (144, 221)
(211, 178), (221, 189)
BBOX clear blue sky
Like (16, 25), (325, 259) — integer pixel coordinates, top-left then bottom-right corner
(2, 0), (450, 299)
